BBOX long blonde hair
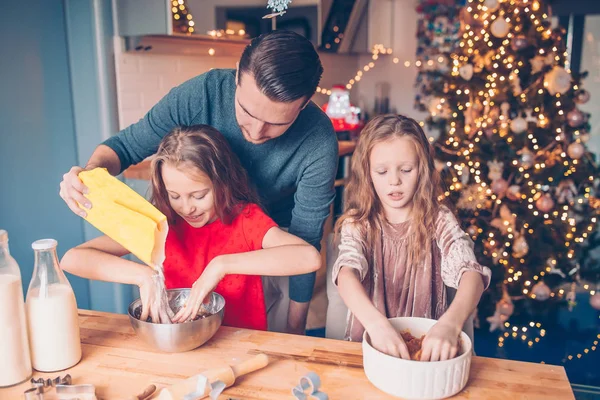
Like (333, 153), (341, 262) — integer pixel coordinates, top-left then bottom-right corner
(335, 114), (444, 267)
(150, 125), (260, 225)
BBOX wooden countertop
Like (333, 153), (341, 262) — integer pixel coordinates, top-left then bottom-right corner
(3, 310), (574, 399)
(122, 141), (357, 181)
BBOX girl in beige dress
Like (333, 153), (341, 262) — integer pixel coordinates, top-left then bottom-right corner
(332, 115), (491, 361)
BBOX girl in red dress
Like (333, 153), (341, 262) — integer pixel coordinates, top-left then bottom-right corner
(61, 125), (321, 330)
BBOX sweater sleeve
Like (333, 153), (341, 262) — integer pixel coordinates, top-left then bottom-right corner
(103, 73), (209, 172)
(287, 124), (338, 302)
(331, 222), (369, 286)
(435, 206), (492, 289)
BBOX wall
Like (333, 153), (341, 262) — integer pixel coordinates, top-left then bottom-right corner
(115, 50), (360, 128)
(580, 15), (600, 156)
(185, 0), (319, 40)
(0, 1), (90, 307)
(353, 0), (427, 123)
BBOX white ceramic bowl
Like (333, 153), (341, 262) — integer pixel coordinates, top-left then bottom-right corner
(362, 317), (472, 400)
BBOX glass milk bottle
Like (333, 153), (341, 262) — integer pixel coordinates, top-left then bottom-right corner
(26, 239), (81, 372)
(0, 230), (32, 386)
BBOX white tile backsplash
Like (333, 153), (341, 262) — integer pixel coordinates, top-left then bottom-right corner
(115, 52), (239, 130)
(114, 51), (360, 131)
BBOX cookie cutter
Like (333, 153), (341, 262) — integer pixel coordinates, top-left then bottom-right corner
(24, 375), (73, 399)
(56, 382), (97, 400)
(292, 372), (328, 400)
(182, 375), (226, 400)
(23, 374), (97, 400)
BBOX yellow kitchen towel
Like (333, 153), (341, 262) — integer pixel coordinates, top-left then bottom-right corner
(78, 168), (168, 269)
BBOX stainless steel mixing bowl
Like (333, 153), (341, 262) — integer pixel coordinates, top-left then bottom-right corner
(127, 289), (225, 353)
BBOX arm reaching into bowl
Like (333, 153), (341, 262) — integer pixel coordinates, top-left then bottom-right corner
(60, 235), (173, 323)
(337, 267), (411, 360)
(172, 226), (321, 323)
(420, 209), (492, 361)
(420, 272), (484, 361)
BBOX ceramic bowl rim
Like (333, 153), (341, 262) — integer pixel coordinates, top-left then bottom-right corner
(362, 317), (473, 365)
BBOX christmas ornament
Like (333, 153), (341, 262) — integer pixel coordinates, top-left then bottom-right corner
(428, 97), (450, 120)
(484, 127), (495, 139)
(535, 194), (554, 212)
(589, 196), (600, 210)
(483, 0), (500, 12)
(532, 281), (551, 301)
(487, 310), (508, 332)
(510, 117), (528, 134)
(507, 185), (521, 201)
(544, 147), (563, 167)
(530, 56), (546, 74)
(547, 258), (566, 278)
(544, 66), (572, 95)
(487, 160), (504, 181)
(498, 297), (514, 317)
(567, 142), (584, 159)
(580, 132), (590, 143)
(491, 178), (509, 197)
(590, 293), (600, 310)
(457, 184), (487, 210)
(509, 72), (523, 95)
(524, 109), (538, 124)
(490, 205), (516, 235)
(496, 286), (515, 317)
(556, 179), (577, 204)
(267, 0), (292, 14)
(511, 35), (528, 51)
(567, 282), (577, 311)
(459, 63), (474, 81)
(518, 147), (535, 169)
(467, 225), (478, 237)
(574, 89), (590, 104)
(512, 235), (529, 258)
(567, 109), (584, 127)
(491, 18), (509, 38)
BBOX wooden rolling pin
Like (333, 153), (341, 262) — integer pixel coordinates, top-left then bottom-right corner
(157, 353), (269, 399)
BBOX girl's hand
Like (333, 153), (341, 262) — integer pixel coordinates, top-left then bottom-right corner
(139, 273), (173, 324)
(366, 319), (411, 359)
(420, 320), (461, 361)
(173, 258), (226, 323)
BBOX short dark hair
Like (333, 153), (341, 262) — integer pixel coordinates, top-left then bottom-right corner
(238, 30), (323, 103)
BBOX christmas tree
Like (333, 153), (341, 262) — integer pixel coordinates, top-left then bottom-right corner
(419, 0), (600, 328)
(414, 0), (464, 113)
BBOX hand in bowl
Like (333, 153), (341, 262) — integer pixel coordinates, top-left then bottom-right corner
(420, 320), (461, 361)
(367, 318), (411, 360)
(172, 258), (225, 323)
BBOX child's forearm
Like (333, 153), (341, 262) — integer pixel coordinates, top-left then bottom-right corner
(337, 267), (387, 332)
(438, 271), (485, 329)
(215, 244), (321, 277)
(61, 248), (154, 287)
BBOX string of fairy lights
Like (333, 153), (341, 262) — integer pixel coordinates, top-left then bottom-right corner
(316, 44), (424, 95)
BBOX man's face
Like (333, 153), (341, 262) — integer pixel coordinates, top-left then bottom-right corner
(234, 72), (306, 144)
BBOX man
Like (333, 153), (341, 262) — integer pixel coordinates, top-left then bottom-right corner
(59, 30), (338, 334)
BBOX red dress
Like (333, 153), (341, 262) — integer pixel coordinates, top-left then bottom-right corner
(163, 204), (277, 330)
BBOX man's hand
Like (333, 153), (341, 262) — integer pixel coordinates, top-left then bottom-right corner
(59, 166), (92, 217)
